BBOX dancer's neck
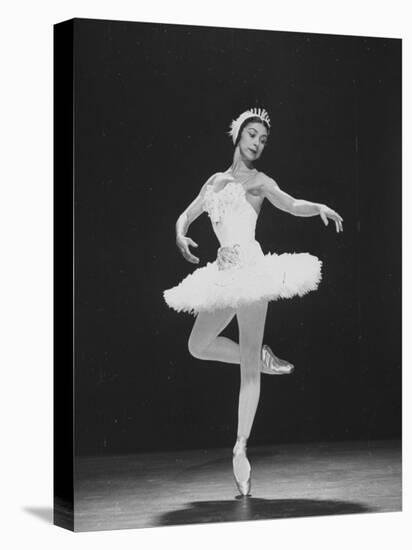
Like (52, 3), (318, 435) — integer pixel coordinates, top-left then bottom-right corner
(227, 146), (256, 177)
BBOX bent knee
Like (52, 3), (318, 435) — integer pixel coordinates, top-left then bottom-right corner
(188, 337), (207, 359)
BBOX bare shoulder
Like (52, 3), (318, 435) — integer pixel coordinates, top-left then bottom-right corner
(211, 171), (224, 182)
(246, 171), (278, 197)
(184, 173), (222, 218)
(256, 171), (279, 189)
(201, 172), (223, 192)
(208, 171), (225, 185)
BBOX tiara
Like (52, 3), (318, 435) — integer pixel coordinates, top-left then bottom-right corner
(228, 108), (271, 145)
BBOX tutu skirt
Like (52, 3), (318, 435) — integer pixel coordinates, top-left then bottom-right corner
(163, 240), (322, 315)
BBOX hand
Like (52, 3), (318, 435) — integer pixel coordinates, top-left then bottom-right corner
(319, 204), (344, 233)
(176, 236), (200, 264)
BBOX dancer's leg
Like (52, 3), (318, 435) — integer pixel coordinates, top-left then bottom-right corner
(188, 307), (239, 363)
(188, 304), (292, 377)
(236, 301), (268, 438)
(232, 300), (268, 496)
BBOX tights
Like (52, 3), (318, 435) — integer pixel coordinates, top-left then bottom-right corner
(188, 301), (268, 439)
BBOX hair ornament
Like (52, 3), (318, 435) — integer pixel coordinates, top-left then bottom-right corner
(228, 108), (271, 145)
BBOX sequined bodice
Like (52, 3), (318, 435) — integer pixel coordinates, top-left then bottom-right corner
(203, 181), (258, 247)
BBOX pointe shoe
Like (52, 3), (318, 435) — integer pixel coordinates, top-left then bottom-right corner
(261, 344), (295, 375)
(233, 437), (251, 496)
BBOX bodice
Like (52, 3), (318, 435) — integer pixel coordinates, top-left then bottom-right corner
(203, 181), (258, 247)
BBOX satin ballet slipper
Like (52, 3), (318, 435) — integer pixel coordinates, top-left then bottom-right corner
(261, 344), (295, 375)
(233, 437), (251, 497)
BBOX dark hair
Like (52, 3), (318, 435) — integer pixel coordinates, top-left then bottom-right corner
(234, 116), (270, 147)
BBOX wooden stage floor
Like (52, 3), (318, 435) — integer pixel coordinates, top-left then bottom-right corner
(74, 439), (401, 532)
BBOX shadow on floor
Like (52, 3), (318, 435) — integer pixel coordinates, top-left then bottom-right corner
(154, 498), (373, 526)
(22, 506), (53, 524)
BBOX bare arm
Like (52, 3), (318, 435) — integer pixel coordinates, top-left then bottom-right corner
(175, 173), (218, 263)
(175, 181), (209, 239)
(261, 175), (344, 232)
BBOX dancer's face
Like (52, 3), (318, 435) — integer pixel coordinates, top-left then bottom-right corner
(238, 122), (268, 162)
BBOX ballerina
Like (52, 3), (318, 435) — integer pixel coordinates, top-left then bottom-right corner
(164, 108), (343, 496)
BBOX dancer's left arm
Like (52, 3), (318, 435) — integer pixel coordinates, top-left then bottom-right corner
(261, 175), (344, 233)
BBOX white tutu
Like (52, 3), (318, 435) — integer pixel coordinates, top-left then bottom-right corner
(163, 178), (322, 315)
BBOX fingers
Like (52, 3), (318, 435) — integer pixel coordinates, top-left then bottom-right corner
(184, 251), (200, 263)
(321, 208), (344, 232)
(177, 237), (200, 263)
(185, 239), (200, 262)
(181, 246), (199, 264)
(333, 214), (343, 233)
(187, 238), (198, 247)
(320, 211), (328, 226)
(334, 217), (344, 233)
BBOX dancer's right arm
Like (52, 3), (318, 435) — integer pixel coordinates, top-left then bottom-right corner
(176, 173), (219, 264)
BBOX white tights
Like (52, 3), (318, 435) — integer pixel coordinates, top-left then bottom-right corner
(188, 301), (268, 440)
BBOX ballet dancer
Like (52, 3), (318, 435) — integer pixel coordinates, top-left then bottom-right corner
(164, 108), (343, 496)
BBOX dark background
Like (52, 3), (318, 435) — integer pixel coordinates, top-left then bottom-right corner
(73, 19), (401, 456)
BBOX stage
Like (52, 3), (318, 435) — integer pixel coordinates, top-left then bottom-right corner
(74, 439), (401, 532)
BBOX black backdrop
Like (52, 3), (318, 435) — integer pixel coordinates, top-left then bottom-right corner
(73, 19), (401, 456)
